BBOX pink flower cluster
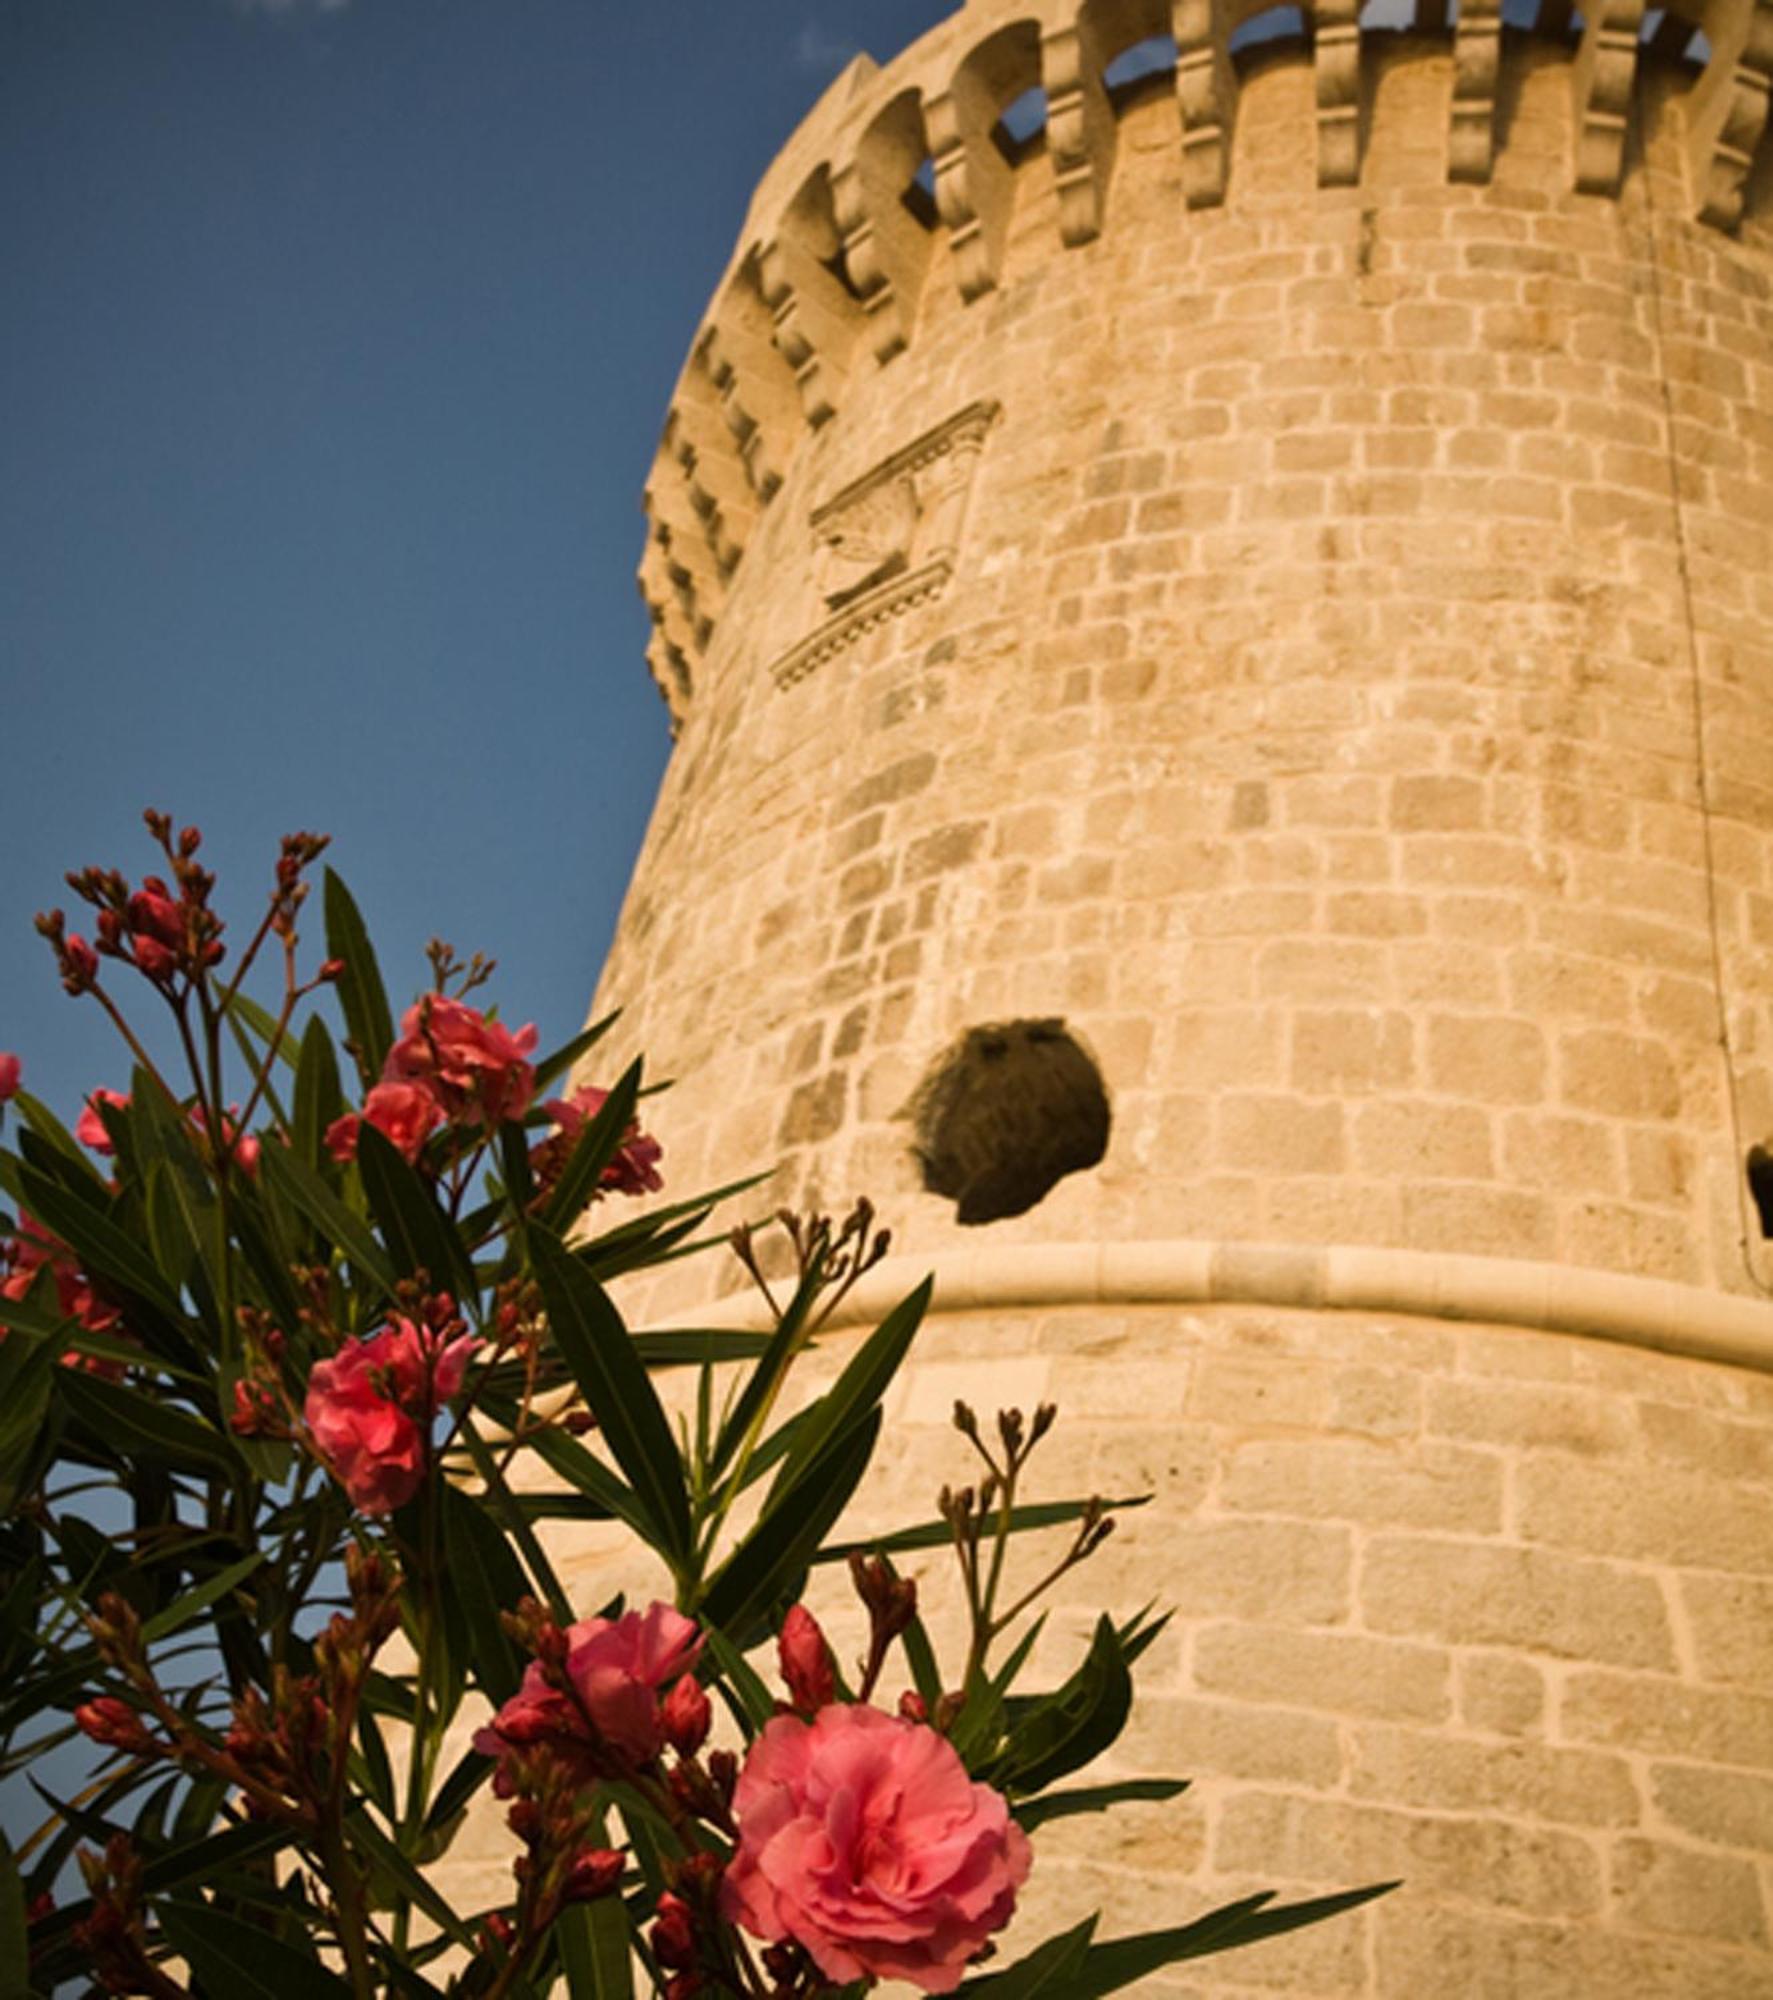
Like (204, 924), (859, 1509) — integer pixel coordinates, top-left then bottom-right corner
(303, 1311), (478, 1515)
(0, 1214), (128, 1376)
(473, 1603), (703, 1784)
(326, 996), (538, 1165)
(723, 1703), (1032, 1993)
(540, 1085), (664, 1198)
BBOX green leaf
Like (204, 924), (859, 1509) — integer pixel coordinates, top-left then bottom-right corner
(1014, 1778), (1188, 1832)
(456, 1417), (572, 1623)
(556, 1893), (635, 1999)
(423, 1747), (495, 1838)
(292, 1013), (347, 1171)
(494, 1410), (648, 1539)
(9, 1091), (106, 1180)
(0, 1830), (28, 2000)
(140, 1551), (265, 1645)
(528, 1225), (691, 1565)
(699, 1622), (775, 1733)
(222, 989), (301, 1074)
(356, 1121), (473, 1296)
(816, 1495), (1151, 1565)
(139, 1819), (295, 1897)
(702, 1409), (880, 1644)
(13, 1163), (184, 1319)
(708, 1265), (825, 1482)
(324, 867), (396, 1085)
(438, 1483), (530, 1704)
(962, 1916), (1097, 1997)
(541, 1059), (643, 1232)
(990, 1616), (1131, 1797)
(158, 1899), (354, 1999)
(343, 1806), (479, 1951)
(0, 1330), (58, 1514)
(57, 1372), (242, 1478)
(259, 1139), (396, 1296)
(629, 1328), (773, 1368)
(1062, 1882), (1398, 1994)
(532, 1012), (619, 1096)
(764, 1278), (930, 1504)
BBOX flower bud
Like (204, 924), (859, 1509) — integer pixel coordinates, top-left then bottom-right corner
(897, 1689), (929, 1723)
(777, 1604), (835, 1715)
(0, 1053), (18, 1104)
(563, 1847), (625, 1904)
(74, 1697), (151, 1754)
(661, 1674), (711, 1757)
(317, 957), (345, 982)
(651, 1892), (697, 1971)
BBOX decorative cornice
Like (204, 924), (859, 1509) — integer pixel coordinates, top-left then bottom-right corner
(658, 1238), (1773, 1375)
(771, 556), (955, 691)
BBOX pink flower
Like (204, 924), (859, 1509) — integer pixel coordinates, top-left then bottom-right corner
(0, 1054), (19, 1103)
(303, 1315), (479, 1516)
(722, 1705), (1032, 1994)
(74, 1090), (130, 1156)
(190, 1103), (260, 1177)
(778, 1604), (835, 1715)
(542, 1085), (664, 1196)
(384, 995), (537, 1129)
(472, 1603), (702, 1783)
(3, 1214), (124, 1349)
(324, 1081), (444, 1165)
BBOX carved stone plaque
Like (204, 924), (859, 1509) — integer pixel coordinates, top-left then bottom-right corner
(770, 400), (999, 691)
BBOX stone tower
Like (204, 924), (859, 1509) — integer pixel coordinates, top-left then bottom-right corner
(591, 0), (1773, 1990)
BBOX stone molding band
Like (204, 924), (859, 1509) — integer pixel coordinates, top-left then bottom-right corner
(664, 1238), (1773, 1374)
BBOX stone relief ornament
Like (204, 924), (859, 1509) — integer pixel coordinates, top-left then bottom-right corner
(772, 399), (999, 690)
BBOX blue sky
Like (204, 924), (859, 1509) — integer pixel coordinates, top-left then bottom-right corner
(1, 0), (953, 1120)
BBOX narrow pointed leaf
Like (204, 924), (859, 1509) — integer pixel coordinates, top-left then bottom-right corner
(990, 1616), (1131, 1796)
(343, 1806), (479, 1950)
(158, 1900), (354, 1999)
(0, 1831), (28, 2000)
(259, 1139), (396, 1295)
(528, 1225), (690, 1563)
(13, 1165), (183, 1318)
(816, 1495), (1150, 1564)
(962, 1916), (1097, 1997)
(1066, 1882), (1397, 1993)
(293, 1014), (347, 1171)
(222, 989), (301, 1074)
(541, 1059), (644, 1231)
(557, 1893), (636, 1999)
(356, 1121), (473, 1295)
(766, 1278), (930, 1502)
(702, 1409), (880, 1642)
(139, 1818), (295, 1897)
(1014, 1779), (1188, 1832)
(438, 1484), (529, 1703)
(533, 1013), (620, 1095)
(699, 1622), (775, 1732)
(0, 1332), (58, 1513)
(57, 1372), (242, 1477)
(140, 1552), (265, 1645)
(324, 867), (396, 1085)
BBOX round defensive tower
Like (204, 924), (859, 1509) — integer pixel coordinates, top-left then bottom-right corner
(590, 0), (1773, 1989)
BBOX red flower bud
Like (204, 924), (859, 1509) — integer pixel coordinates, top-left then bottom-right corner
(0, 1053), (18, 1103)
(777, 1604), (835, 1715)
(562, 1847), (625, 1904)
(651, 1892), (697, 1971)
(65, 934), (99, 989)
(317, 957), (345, 982)
(74, 1697), (151, 1754)
(897, 1689), (929, 1723)
(661, 1674), (711, 1757)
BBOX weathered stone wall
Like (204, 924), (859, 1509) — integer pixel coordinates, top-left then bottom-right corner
(570, 2), (1773, 1991)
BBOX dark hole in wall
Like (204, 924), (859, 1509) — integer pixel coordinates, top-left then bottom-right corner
(909, 1019), (1110, 1225)
(1749, 1146), (1773, 1239)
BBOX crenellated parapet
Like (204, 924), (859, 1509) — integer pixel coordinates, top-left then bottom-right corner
(635, 0), (1773, 722)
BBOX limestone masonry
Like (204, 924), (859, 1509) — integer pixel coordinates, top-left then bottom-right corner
(586, 0), (1773, 1990)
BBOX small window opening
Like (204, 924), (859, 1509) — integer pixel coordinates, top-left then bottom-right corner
(1749, 1146), (1773, 1239)
(1499, 0), (1540, 28)
(992, 85), (1049, 161)
(909, 1019), (1111, 1225)
(901, 157), (939, 228)
(1684, 25), (1712, 60)
(1104, 33), (1178, 92)
(1639, 4), (1666, 34)
(1228, 6), (1309, 57)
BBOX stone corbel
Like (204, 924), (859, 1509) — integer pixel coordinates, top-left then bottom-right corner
(1043, 19), (1117, 245)
(1572, 0), (1646, 194)
(1449, 0), (1503, 183)
(1173, 0), (1234, 207)
(925, 77), (1017, 302)
(1691, 0), (1773, 227)
(1314, 0), (1363, 188)
(754, 232), (857, 429)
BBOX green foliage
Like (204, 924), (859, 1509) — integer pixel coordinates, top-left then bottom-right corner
(0, 826), (1390, 2000)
